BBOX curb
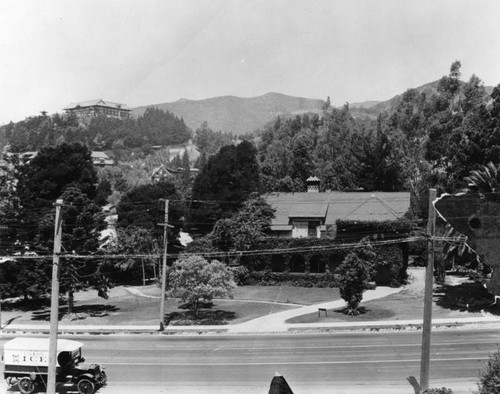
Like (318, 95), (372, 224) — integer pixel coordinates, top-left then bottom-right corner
(2, 318), (500, 336)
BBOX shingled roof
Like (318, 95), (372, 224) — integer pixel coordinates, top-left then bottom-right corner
(266, 191), (411, 231)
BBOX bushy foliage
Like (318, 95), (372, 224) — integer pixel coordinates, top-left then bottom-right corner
(2, 107), (191, 152)
(194, 121), (234, 156)
(476, 348), (500, 394)
(103, 226), (160, 284)
(423, 388), (453, 394)
(211, 196), (275, 251)
(0, 143), (109, 304)
(167, 255), (236, 317)
(372, 245), (409, 287)
(116, 181), (183, 238)
(16, 143), (98, 209)
(335, 241), (375, 315)
(336, 218), (414, 243)
(190, 140), (261, 234)
(244, 271), (338, 288)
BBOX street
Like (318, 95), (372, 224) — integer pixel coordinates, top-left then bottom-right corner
(1, 328), (499, 394)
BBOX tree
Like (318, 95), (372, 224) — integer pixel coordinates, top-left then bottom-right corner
(36, 187), (108, 313)
(0, 154), (22, 254)
(211, 195), (275, 252)
(167, 255), (236, 317)
(16, 142), (99, 243)
(477, 348), (500, 394)
(117, 181), (182, 235)
(138, 107), (191, 146)
(0, 145), (109, 304)
(335, 241), (375, 315)
(351, 116), (405, 191)
(104, 226), (161, 285)
(95, 178), (112, 206)
(464, 162), (500, 199)
(314, 104), (358, 190)
(193, 121), (233, 155)
(190, 140), (260, 234)
(437, 60), (461, 110)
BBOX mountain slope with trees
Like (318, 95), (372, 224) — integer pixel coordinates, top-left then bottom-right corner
(132, 92), (325, 136)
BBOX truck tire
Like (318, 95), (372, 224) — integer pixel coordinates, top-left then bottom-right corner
(18, 377), (35, 394)
(77, 378), (96, 394)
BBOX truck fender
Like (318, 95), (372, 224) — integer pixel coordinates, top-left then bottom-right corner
(78, 373), (95, 382)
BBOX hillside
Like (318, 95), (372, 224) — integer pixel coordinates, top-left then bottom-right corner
(350, 80), (495, 119)
(132, 92), (325, 135)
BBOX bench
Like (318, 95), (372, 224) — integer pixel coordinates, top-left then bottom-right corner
(318, 308), (327, 317)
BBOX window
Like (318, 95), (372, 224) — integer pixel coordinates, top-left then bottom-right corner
(292, 220), (320, 238)
(308, 221), (320, 237)
(292, 221), (308, 238)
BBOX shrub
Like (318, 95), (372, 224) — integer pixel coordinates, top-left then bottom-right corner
(231, 266), (251, 285)
(336, 251), (374, 315)
(423, 388), (453, 394)
(245, 272), (338, 288)
(476, 348), (500, 394)
(373, 245), (408, 287)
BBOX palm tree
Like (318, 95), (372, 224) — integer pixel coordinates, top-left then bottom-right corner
(464, 162), (500, 200)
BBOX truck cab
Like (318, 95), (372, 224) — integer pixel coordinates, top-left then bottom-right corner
(3, 337), (107, 394)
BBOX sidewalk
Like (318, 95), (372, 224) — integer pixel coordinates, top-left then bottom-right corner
(3, 283), (500, 335)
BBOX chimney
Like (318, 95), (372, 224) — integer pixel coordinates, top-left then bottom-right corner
(306, 176), (320, 193)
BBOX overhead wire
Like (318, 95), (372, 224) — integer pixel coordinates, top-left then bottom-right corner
(0, 234), (467, 262)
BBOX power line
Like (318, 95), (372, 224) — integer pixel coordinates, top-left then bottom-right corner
(0, 235), (448, 262)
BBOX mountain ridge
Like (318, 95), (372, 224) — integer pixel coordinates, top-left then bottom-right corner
(132, 80), (496, 135)
(132, 92), (324, 135)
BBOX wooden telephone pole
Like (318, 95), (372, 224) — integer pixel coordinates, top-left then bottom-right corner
(420, 188), (437, 393)
(159, 199), (169, 331)
(48, 199), (63, 394)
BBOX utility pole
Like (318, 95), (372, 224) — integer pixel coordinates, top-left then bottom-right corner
(159, 199), (169, 331)
(48, 199), (63, 394)
(420, 188), (437, 393)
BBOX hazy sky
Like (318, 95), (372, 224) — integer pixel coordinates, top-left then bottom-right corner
(1, 0), (500, 125)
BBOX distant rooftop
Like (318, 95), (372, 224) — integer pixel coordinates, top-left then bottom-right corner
(64, 99), (132, 111)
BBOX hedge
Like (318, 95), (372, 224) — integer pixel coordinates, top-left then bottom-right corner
(244, 271), (339, 288)
(335, 218), (415, 243)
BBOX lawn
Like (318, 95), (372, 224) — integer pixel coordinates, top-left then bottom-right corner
(286, 269), (500, 324)
(2, 268), (496, 327)
(0, 284), (340, 327)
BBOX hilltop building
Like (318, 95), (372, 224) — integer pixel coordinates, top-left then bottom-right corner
(64, 99), (132, 119)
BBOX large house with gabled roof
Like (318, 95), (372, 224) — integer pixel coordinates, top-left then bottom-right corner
(64, 99), (132, 119)
(265, 177), (411, 239)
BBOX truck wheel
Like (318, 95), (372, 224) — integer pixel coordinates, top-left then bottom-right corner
(18, 377), (35, 394)
(77, 378), (96, 394)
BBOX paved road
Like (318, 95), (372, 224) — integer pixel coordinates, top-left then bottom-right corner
(2, 329), (498, 393)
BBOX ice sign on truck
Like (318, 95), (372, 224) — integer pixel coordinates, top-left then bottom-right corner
(3, 337), (107, 394)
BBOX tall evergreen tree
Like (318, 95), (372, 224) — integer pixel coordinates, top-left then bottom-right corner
(190, 141), (260, 234)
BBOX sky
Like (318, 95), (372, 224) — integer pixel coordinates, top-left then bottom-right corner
(1, 0), (500, 125)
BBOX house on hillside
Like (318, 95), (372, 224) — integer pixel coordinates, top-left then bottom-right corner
(91, 151), (114, 166)
(265, 177), (411, 239)
(165, 140), (200, 164)
(151, 164), (199, 182)
(64, 99), (132, 119)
